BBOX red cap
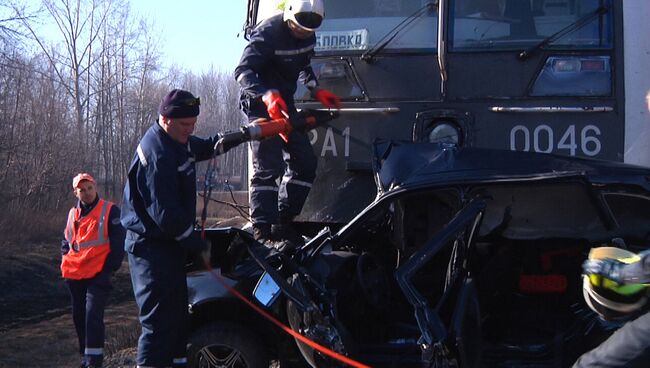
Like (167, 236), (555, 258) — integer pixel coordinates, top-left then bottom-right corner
(72, 173), (95, 188)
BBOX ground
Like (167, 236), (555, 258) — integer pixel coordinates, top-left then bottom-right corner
(0, 239), (139, 367)
(0, 213), (248, 368)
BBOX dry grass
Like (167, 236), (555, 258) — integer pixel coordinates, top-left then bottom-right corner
(0, 236), (139, 367)
(0, 209), (67, 245)
(0, 197), (250, 368)
(0, 300), (139, 368)
(0, 191), (250, 246)
(103, 302), (140, 368)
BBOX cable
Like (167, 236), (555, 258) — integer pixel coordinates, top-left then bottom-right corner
(201, 258), (371, 368)
(195, 116), (369, 366)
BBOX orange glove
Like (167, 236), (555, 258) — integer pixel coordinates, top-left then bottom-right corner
(262, 90), (288, 120)
(313, 88), (341, 109)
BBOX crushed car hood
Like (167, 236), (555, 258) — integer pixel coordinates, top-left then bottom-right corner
(373, 140), (650, 193)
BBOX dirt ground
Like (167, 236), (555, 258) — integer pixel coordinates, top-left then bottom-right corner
(0, 239), (139, 367)
(0, 213), (249, 368)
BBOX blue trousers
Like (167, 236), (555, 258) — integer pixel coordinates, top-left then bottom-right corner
(127, 233), (188, 367)
(245, 100), (317, 224)
(65, 271), (112, 367)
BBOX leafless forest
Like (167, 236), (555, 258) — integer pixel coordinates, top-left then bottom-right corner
(0, 0), (248, 244)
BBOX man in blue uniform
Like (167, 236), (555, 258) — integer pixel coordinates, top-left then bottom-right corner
(235, 0), (340, 247)
(121, 89), (215, 368)
(574, 251), (650, 367)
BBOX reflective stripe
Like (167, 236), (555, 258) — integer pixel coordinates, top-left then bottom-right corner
(175, 224), (194, 241)
(77, 238), (107, 248)
(286, 179), (312, 188)
(173, 357), (188, 364)
(76, 201), (110, 249)
(275, 44), (315, 55)
(250, 185), (279, 193)
(237, 69), (255, 83)
(84, 347), (103, 355)
(490, 106), (613, 113)
(65, 210), (75, 242)
(178, 157), (195, 172)
(137, 144), (148, 166)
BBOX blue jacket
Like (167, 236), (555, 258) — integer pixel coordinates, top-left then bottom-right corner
(235, 14), (318, 105)
(120, 121), (215, 250)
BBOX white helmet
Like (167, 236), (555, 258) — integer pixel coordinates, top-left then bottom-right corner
(582, 247), (649, 321)
(284, 0), (325, 31)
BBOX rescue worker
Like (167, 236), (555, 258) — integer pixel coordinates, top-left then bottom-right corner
(234, 0), (341, 248)
(61, 172), (125, 368)
(574, 251), (650, 367)
(120, 89), (217, 368)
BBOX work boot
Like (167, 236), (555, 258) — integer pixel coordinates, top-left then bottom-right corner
(81, 355), (103, 368)
(252, 223), (295, 253)
(272, 223), (305, 247)
(253, 223), (274, 241)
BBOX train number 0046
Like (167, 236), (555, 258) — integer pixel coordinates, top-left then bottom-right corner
(509, 124), (601, 157)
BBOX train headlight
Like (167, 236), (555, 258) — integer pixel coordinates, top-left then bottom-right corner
(531, 56), (610, 96)
(428, 122), (461, 145)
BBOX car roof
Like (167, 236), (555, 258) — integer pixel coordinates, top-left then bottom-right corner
(373, 140), (650, 193)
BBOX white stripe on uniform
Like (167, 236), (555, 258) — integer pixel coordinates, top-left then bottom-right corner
(249, 186), (279, 193)
(84, 347), (103, 355)
(175, 224), (194, 241)
(286, 179), (312, 188)
(275, 44), (315, 55)
(137, 144), (148, 167)
(178, 157), (195, 172)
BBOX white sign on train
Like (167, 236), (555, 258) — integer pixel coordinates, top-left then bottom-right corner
(316, 29), (369, 51)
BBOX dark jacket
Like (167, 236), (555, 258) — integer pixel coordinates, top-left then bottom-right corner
(120, 121), (215, 250)
(234, 14), (318, 106)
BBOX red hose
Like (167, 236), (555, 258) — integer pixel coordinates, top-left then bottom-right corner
(202, 260), (371, 368)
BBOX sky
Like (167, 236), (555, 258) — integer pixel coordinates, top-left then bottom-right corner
(16, 0), (249, 73)
(131, 0), (248, 73)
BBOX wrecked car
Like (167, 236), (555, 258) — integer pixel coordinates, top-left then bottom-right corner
(185, 141), (650, 367)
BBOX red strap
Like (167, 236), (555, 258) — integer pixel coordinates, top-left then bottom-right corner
(203, 262), (371, 368)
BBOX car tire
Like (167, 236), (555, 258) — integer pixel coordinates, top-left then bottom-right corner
(188, 321), (270, 368)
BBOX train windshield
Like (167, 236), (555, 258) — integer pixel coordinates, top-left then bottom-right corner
(256, 0), (439, 53)
(450, 0), (613, 51)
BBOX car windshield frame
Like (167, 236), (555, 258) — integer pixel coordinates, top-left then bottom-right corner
(449, 0), (613, 51)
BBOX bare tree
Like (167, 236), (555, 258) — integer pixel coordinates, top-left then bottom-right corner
(0, 2), (33, 51)
(0, 0), (248, 244)
(15, 0), (114, 151)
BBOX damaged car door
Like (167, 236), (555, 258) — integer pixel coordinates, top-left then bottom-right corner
(395, 198), (485, 367)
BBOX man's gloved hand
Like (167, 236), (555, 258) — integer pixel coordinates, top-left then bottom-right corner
(262, 89), (288, 120)
(214, 132), (246, 155)
(61, 240), (70, 256)
(312, 88), (341, 109)
(583, 258), (626, 284)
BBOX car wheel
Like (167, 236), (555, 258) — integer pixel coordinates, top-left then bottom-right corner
(188, 321), (270, 368)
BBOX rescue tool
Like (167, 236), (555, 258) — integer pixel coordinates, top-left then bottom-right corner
(214, 109), (339, 155)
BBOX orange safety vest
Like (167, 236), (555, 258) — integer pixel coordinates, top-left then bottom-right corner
(61, 199), (113, 280)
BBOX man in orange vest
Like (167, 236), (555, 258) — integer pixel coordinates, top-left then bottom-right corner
(61, 173), (125, 368)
